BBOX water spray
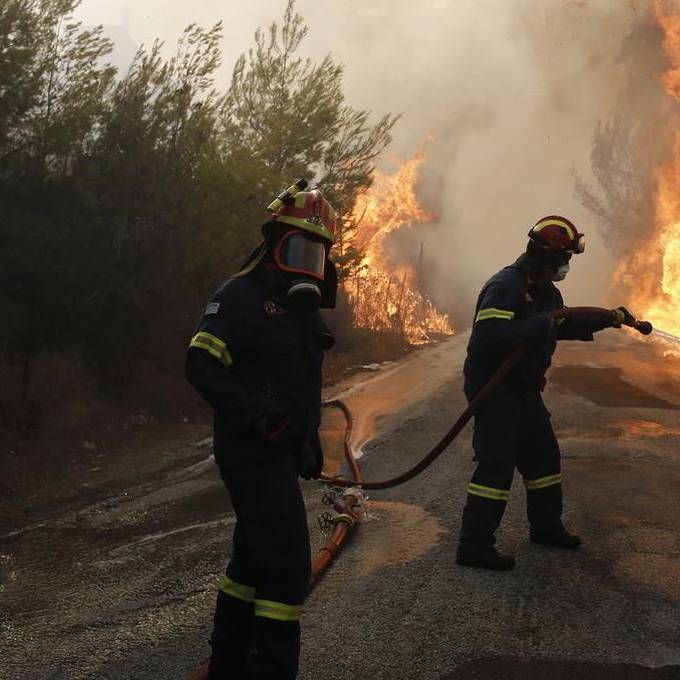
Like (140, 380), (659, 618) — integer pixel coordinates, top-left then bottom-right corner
(652, 327), (680, 344)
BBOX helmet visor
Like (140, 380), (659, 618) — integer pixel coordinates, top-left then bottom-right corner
(275, 232), (326, 280)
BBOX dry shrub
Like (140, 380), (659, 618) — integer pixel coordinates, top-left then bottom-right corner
(323, 292), (409, 384)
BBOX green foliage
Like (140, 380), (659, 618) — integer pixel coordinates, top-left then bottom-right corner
(0, 0), (398, 430)
(0, 0), (116, 419)
(0, 0), (115, 177)
(222, 0), (398, 263)
(79, 23), (228, 382)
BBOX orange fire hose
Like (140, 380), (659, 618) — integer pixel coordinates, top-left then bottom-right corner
(188, 306), (651, 679)
(309, 397), (364, 588)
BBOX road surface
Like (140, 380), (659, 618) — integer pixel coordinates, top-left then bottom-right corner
(2, 329), (680, 679)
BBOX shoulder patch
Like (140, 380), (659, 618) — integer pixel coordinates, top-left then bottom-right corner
(205, 302), (220, 316)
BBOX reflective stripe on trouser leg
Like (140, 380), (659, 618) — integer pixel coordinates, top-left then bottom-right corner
(255, 598), (302, 622)
(220, 574), (255, 603)
(524, 475), (563, 530)
(515, 392), (562, 530)
(460, 490), (509, 549)
(467, 482), (511, 501)
(460, 462), (514, 549)
(524, 473), (562, 491)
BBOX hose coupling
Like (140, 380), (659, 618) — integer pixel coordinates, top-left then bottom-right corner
(333, 513), (357, 528)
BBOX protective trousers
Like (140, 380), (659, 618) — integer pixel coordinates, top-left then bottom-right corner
(207, 449), (311, 680)
(460, 389), (563, 550)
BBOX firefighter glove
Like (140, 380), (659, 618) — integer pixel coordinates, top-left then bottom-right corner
(611, 306), (634, 328)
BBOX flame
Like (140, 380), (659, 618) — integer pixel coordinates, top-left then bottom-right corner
(617, 1), (680, 338)
(343, 151), (453, 344)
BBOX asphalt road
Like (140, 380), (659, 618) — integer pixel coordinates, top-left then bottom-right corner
(2, 329), (680, 679)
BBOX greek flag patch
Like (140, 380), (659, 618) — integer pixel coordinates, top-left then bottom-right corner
(205, 302), (220, 316)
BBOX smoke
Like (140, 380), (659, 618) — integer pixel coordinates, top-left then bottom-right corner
(318, 0), (656, 318)
(75, 0), (659, 318)
(576, 4), (674, 266)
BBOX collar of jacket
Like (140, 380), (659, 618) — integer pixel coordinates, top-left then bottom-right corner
(233, 240), (268, 278)
(251, 265), (289, 304)
(515, 253), (554, 293)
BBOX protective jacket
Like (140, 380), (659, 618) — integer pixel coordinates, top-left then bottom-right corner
(464, 254), (608, 397)
(185, 267), (333, 470)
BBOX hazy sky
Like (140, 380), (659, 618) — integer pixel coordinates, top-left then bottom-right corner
(73, 0), (652, 310)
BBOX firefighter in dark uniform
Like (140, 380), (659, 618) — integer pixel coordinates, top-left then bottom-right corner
(456, 216), (629, 571)
(185, 182), (338, 679)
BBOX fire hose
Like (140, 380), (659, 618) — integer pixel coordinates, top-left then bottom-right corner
(188, 306), (651, 679)
(320, 306), (652, 491)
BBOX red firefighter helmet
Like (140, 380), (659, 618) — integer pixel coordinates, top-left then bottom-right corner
(269, 189), (336, 244)
(528, 215), (585, 254)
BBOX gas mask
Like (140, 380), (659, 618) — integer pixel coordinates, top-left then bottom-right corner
(551, 262), (570, 282)
(274, 231), (327, 313)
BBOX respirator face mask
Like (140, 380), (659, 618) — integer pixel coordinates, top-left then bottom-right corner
(274, 231), (327, 312)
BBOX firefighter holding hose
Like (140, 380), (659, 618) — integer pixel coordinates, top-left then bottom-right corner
(456, 216), (630, 571)
(185, 181), (337, 678)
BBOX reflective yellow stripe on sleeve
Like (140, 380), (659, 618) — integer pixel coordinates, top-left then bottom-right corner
(189, 331), (234, 368)
(475, 308), (516, 323)
(524, 473), (562, 491)
(255, 598), (302, 622)
(220, 575), (255, 603)
(467, 483), (511, 502)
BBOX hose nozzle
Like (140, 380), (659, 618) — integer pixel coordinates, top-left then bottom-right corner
(633, 320), (653, 335)
(611, 306), (653, 335)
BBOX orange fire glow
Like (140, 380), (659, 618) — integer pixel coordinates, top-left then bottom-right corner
(343, 152), (453, 344)
(619, 1), (680, 338)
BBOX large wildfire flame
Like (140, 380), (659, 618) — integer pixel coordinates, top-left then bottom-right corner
(618, 1), (680, 337)
(343, 152), (454, 345)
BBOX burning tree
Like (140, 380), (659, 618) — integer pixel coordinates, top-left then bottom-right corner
(578, 1), (680, 336)
(341, 152), (454, 345)
(632, 0), (680, 337)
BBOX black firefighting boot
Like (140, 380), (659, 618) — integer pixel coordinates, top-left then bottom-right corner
(207, 590), (255, 679)
(530, 522), (582, 549)
(456, 544), (516, 571)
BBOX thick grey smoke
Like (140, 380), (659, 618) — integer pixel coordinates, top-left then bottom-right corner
(577, 8), (672, 255)
(75, 0), (657, 319)
(319, 0), (654, 318)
